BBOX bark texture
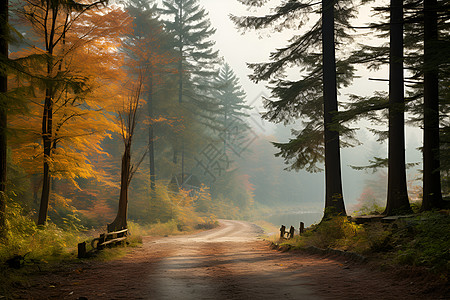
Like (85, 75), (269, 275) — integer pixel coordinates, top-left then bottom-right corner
(422, 0), (444, 210)
(0, 0), (8, 237)
(385, 0), (412, 215)
(322, 0), (346, 217)
(107, 145), (131, 232)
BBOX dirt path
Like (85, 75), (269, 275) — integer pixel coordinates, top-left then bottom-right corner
(11, 220), (448, 299)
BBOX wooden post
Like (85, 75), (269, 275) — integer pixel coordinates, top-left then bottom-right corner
(299, 222), (304, 235)
(280, 225), (286, 239)
(289, 226), (295, 238)
(77, 242), (87, 258)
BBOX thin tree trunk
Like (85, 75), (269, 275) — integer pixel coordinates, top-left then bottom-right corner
(108, 74), (143, 232)
(38, 86), (53, 225)
(422, 0), (444, 210)
(178, 0), (183, 104)
(181, 140), (185, 184)
(385, 0), (411, 215)
(108, 144), (130, 232)
(224, 106), (228, 153)
(0, 0), (8, 238)
(37, 4), (59, 225)
(178, 1), (185, 184)
(322, 0), (346, 217)
(148, 74), (156, 193)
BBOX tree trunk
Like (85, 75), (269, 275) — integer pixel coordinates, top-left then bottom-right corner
(181, 140), (185, 184)
(38, 86), (53, 225)
(148, 75), (156, 193)
(107, 144), (130, 232)
(385, 0), (411, 215)
(0, 0), (8, 238)
(38, 6), (58, 225)
(422, 0), (444, 210)
(224, 104), (228, 153)
(322, 0), (346, 217)
(178, 2), (185, 184)
(173, 149), (177, 164)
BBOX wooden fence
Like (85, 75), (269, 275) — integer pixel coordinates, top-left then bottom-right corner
(78, 228), (128, 258)
(279, 222), (305, 239)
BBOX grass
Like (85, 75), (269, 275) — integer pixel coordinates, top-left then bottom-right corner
(275, 210), (450, 277)
(252, 220), (280, 239)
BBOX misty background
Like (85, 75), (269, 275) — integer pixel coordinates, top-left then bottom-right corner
(160, 0), (424, 225)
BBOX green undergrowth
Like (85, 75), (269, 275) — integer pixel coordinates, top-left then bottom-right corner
(277, 211), (450, 276)
(0, 202), (86, 264)
(0, 203), (86, 297)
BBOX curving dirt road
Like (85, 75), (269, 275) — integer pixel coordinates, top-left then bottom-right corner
(145, 219), (320, 299)
(13, 219), (448, 299)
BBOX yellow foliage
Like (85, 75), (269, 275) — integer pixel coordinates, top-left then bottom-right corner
(9, 6), (134, 188)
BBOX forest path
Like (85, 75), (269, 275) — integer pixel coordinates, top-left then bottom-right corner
(144, 219), (320, 299)
(14, 220), (443, 299)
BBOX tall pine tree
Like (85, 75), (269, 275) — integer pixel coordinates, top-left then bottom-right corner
(125, 0), (176, 194)
(214, 63), (250, 154)
(345, 0), (450, 212)
(232, 0), (356, 217)
(159, 0), (219, 183)
(385, 0), (412, 215)
(421, 0), (448, 210)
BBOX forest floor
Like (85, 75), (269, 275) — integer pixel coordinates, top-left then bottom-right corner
(5, 219), (449, 300)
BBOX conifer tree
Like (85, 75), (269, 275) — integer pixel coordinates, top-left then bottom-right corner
(159, 0), (219, 182)
(214, 63), (250, 153)
(232, 0), (356, 217)
(421, 0), (448, 210)
(125, 0), (176, 194)
(346, 0), (450, 212)
(385, 0), (411, 215)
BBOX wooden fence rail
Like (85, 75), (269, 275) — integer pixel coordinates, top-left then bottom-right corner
(78, 228), (128, 258)
(92, 228), (128, 250)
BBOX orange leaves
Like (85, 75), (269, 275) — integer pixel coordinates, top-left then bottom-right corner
(9, 5), (134, 187)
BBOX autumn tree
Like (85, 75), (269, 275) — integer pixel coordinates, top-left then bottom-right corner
(107, 74), (146, 232)
(16, 0), (101, 225)
(232, 0), (356, 217)
(13, 2), (131, 225)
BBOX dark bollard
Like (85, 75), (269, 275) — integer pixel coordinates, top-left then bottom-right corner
(77, 242), (87, 258)
(299, 222), (304, 235)
(280, 225), (286, 239)
(289, 226), (295, 238)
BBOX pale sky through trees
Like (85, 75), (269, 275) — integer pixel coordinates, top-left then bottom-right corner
(200, 0), (389, 108)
